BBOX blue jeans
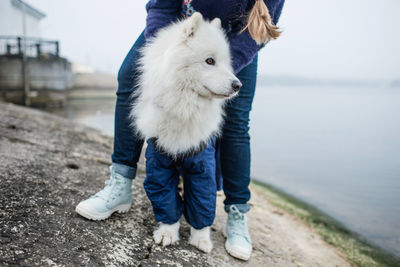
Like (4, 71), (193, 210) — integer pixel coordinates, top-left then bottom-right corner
(144, 138), (217, 229)
(111, 31), (257, 213)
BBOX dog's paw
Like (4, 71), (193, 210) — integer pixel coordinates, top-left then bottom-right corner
(188, 226), (213, 253)
(153, 222), (180, 247)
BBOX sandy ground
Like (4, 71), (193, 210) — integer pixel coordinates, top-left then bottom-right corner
(210, 189), (350, 266)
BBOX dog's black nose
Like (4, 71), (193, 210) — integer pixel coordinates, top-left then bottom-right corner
(231, 80), (242, 92)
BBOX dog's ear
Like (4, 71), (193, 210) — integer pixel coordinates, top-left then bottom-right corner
(183, 12), (203, 39)
(211, 18), (222, 29)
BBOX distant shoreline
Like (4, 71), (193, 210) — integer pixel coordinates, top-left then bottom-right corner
(251, 180), (400, 267)
(256, 75), (400, 88)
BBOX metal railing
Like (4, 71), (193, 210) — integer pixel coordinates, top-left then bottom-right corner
(0, 36), (59, 57)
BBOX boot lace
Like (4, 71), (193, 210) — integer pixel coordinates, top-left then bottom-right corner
(228, 206), (250, 242)
(92, 167), (124, 202)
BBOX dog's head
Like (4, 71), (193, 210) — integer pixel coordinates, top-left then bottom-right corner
(174, 12), (241, 99)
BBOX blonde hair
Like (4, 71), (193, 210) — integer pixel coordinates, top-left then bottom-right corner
(241, 0), (281, 45)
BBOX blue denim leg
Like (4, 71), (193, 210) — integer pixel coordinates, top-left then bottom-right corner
(144, 138), (217, 228)
(182, 138), (217, 230)
(221, 55), (258, 213)
(144, 139), (184, 224)
(111, 31), (146, 179)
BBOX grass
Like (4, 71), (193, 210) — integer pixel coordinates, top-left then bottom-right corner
(251, 180), (400, 267)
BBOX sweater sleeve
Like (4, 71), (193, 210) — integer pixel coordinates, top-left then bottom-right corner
(230, 0), (285, 74)
(144, 0), (183, 39)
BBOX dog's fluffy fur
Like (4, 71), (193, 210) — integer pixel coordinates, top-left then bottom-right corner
(131, 12), (240, 156)
(130, 13), (240, 253)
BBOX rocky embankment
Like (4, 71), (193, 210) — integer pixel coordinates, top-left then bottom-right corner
(0, 102), (350, 266)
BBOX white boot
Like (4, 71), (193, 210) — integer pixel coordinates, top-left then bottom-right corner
(75, 166), (132, 220)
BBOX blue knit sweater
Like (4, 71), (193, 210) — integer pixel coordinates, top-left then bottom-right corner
(144, 0), (285, 74)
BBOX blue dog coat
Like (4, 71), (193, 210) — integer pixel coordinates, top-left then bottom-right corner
(144, 137), (218, 229)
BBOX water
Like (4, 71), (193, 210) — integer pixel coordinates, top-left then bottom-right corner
(56, 85), (400, 257)
(52, 96), (116, 135)
(250, 84), (400, 257)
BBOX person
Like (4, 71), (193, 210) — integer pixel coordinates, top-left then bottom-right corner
(75, 0), (284, 261)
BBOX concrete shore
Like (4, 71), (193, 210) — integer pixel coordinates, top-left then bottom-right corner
(0, 102), (350, 266)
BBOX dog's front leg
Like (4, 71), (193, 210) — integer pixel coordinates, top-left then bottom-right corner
(188, 226), (213, 253)
(153, 221), (180, 247)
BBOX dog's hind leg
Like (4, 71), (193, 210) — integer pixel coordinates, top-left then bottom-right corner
(188, 226), (213, 253)
(153, 222), (180, 247)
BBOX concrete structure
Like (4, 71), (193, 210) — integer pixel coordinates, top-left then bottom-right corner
(0, 55), (73, 106)
(0, 0), (72, 107)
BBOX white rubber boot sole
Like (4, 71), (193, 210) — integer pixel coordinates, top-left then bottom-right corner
(75, 203), (131, 220)
(225, 240), (252, 261)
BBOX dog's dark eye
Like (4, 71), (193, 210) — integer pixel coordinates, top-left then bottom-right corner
(205, 58), (215, 65)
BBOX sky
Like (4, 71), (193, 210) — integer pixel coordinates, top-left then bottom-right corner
(27, 0), (400, 81)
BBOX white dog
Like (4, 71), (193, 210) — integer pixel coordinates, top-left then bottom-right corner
(130, 12), (241, 253)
